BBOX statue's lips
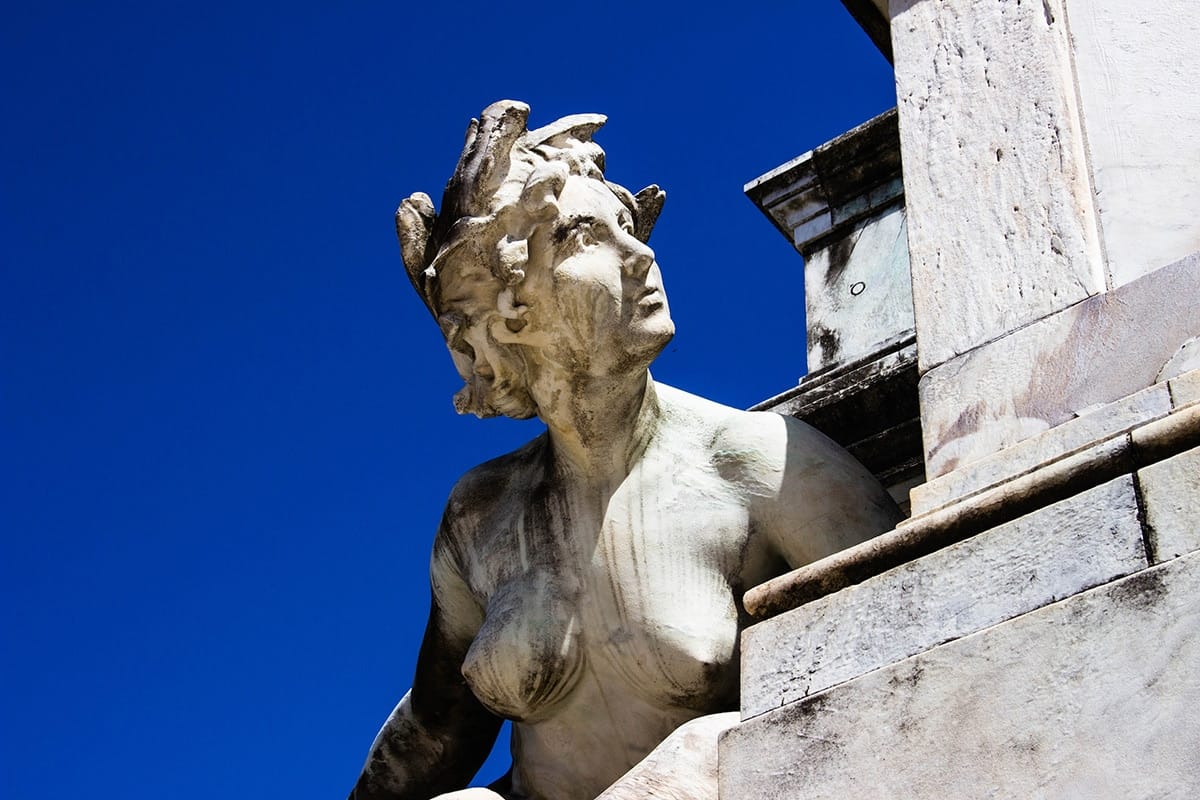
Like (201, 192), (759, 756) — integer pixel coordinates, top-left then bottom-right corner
(635, 286), (664, 310)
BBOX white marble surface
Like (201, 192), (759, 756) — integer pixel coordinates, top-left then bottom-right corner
(1067, 0), (1200, 288)
(910, 383), (1170, 516)
(890, 0), (1105, 371)
(1169, 368), (1200, 409)
(1140, 444), (1200, 563)
(723, 551), (1200, 799)
(919, 252), (1200, 479)
(353, 101), (899, 800)
(740, 475), (1146, 719)
(805, 204), (913, 374)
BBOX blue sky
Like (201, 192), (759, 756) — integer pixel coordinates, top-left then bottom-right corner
(2, 3), (894, 797)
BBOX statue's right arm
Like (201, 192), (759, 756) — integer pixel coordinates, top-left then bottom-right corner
(349, 524), (502, 800)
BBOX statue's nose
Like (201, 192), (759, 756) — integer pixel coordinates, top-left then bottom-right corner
(622, 237), (655, 278)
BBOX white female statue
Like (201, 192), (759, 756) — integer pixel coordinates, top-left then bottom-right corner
(349, 100), (899, 800)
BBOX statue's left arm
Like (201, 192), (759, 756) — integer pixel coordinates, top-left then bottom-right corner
(750, 412), (901, 567)
(348, 516), (503, 800)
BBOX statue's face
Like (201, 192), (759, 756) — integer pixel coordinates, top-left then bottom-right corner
(521, 175), (674, 376)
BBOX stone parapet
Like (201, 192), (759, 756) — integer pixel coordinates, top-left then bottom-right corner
(728, 389), (1200, 795)
(722, 551), (1200, 799)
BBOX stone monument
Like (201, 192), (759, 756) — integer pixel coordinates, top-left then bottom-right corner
(722, 1), (1200, 797)
(348, 101), (900, 800)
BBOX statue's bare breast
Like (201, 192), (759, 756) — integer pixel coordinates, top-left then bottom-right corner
(454, 428), (770, 729)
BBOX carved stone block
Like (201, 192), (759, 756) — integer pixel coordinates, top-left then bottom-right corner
(919, 252), (1200, 480)
(722, 552), (1200, 799)
(910, 383), (1171, 516)
(1139, 444), (1200, 563)
(739, 475), (1147, 719)
(890, 0), (1106, 370)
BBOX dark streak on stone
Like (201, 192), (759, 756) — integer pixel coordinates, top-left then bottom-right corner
(1131, 472), (1157, 565)
(887, 661), (924, 689)
(822, 235), (856, 286)
(798, 692), (829, 717)
(1108, 568), (1168, 612)
(808, 323), (842, 364)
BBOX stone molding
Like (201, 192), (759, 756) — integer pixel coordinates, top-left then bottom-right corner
(911, 383), (1171, 517)
(723, 552), (1200, 799)
(744, 109), (902, 257)
(744, 378), (1200, 620)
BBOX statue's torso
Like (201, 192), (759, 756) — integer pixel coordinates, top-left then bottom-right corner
(442, 389), (788, 799)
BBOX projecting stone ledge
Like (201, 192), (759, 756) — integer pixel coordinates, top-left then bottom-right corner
(745, 108), (921, 511)
(752, 337), (921, 513)
(721, 551), (1200, 799)
(740, 475), (1147, 719)
(917, 251), (1200, 484)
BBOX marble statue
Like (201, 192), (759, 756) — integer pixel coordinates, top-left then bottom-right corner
(349, 100), (900, 800)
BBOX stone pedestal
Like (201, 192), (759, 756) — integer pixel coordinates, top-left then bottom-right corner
(724, 1), (1200, 796)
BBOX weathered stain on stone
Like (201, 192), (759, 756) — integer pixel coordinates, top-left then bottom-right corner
(822, 235), (855, 287)
(1107, 567), (1168, 611)
(808, 323), (842, 365)
(924, 399), (987, 473)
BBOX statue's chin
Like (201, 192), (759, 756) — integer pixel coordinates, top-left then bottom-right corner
(630, 319), (676, 373)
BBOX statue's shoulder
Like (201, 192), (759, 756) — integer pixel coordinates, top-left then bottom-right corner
(658, 383), (849, 477)
(657, 383), (791, 464)
(443, 433), (550, 523)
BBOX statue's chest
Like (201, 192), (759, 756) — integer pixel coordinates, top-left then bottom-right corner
(462, 475), (750, 721)
(576, 490), (747, 708)
(578, 476), (748, 641)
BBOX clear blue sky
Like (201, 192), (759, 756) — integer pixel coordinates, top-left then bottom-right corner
(2, 3), (894, 797)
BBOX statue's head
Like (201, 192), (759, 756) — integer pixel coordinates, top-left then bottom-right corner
(398, 100), (672, 419)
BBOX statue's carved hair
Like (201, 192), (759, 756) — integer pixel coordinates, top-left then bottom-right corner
(396, 100), (665, 419)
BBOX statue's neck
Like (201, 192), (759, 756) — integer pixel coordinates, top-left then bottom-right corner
(535, 370), (661, 483)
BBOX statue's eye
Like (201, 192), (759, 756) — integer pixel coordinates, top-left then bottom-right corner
(618, 213), (635, 235)
(572, 220), (599, 248)
(552, 216), (601, 250)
